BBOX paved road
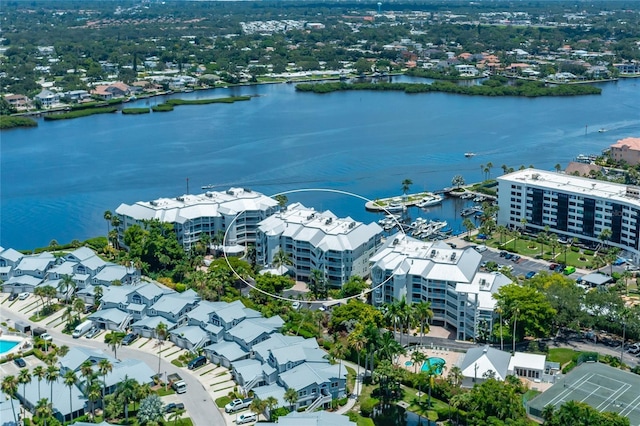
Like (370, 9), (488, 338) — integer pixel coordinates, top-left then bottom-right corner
(1, 304), (225, 426)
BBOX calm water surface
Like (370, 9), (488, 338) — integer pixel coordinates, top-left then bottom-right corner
(2, 77), (639, 250)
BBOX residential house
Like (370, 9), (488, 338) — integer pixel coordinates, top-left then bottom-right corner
(458, 345), (512, 387)
(0, 394), (20, 426)
(13, 252), (55, 279)
(115, 188), (279, 252)
(34, 89), (59, 108)
(91, 82), (131, 100)
(370, 234), (511, 341)
(610, 137), (640, 166)
(256, 202), (383, 287)
(4, 94), (29, 110)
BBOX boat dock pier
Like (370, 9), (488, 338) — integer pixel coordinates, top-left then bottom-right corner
(365, 192), (443, 213)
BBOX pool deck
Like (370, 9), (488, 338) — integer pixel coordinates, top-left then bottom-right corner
(398, 346), (462, 375)
(0, 333), (28, 358)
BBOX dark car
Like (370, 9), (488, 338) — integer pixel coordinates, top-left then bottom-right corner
(122, 333), (138, 346)
(499, 251), (507, 257)
(525, 271), (537, 279)
(8, 293), (18, 301)
(164, 402), (185, 413)
(14, 358), (26, 368)
(187, 355), (207, 370)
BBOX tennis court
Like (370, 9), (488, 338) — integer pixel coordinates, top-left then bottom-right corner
(527, 362), (640, 426)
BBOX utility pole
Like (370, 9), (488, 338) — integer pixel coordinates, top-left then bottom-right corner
(186, 177), (189, 194)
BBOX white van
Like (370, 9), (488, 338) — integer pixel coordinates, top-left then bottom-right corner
(72, 320), (94, 338)
(474, 245), (488, 253)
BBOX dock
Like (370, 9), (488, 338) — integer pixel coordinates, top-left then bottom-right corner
(365, 192), (443, 212)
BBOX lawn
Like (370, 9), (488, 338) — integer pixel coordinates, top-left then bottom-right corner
(401, 385), (445, 421)
(548, 348), (580, 366)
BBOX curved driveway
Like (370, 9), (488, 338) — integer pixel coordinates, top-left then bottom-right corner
(1, 304), (225, 426)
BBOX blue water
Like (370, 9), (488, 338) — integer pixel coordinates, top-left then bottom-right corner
(0, 340), (19, 354)
(2, 77), (639, 250)
(421, 357), (446, 375)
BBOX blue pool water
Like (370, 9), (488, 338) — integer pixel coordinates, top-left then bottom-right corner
(0, 340), (20, 355)
(421, 357), (446, 375)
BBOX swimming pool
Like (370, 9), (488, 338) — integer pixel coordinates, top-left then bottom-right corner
(0, 339), (20, 355)
(421, 357), (446, 375)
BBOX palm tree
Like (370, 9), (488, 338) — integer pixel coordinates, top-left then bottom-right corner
(383, 301), (400, 337)
(45, 365), (60, 406)
(512, 306), (520, 353)
(486, 162), (493, 179)
(156, 322), (168, 375)
(309, 268), (326, 299)
(108, 332), (124, 359)
(496, 307), (504, 351)
(33, 365), (46, 400)
(411, 350), (426, 374)
(447, 366), (463, 389)
(72, 297), (85, 319)
(86, 378), (101, 422)
(399, 298), (415, 347)
(18, 368), (32, 405)
(63, 370), (78, 421)
(98, 358), (113, 398)
(462, 217), (476, 239)
(330, 340), (347, 391)
(414, 301), (433, 346)
(250, 397), (268, 421)
(598, 228), (612, 251)
(60, 274), (76, 303)
(378, 331), (404, 364)
(1, 375), (19, 425)
(117, 375), (137, 421)
(265, 396), (278, 421)
(80, 360), (95, 388)
(542, 404), (556, 423)
(284, 387), (298, 412)
(35, 398), (54, 426)
(272, 248), (293, 270)
(104, 210), (112, 237)
(347, 331), (367, 384)
(451, 174), (465, 189)
(94, 285), (103, 306)
(401, 178), (413, 196)
(170, 408), (185, 425)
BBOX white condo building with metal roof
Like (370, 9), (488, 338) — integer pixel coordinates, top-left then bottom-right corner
(115, 188), (279, 252)
(370, 233), (511, 341)
(255, 202), (384, 287)
(496, 168), (640, 263)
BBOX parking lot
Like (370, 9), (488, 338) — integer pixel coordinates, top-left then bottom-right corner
(477, 248), (574, 278)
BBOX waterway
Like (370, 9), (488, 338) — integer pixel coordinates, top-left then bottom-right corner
(2, 77), (639, 250)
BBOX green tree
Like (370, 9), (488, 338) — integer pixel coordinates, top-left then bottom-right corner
(414, 301), (433, 346)
(1, 375), (19, 425)
(462, 217), (476, 238)
(340, 275), (367, 298)
(45, 365), (60, 406)
(116, 375), (137, 422)
(33, 365), (46, 401)
(63, 370), (78, 421)
(137, 394), (164, 424)
(155, 322), (168, 376)
(250, 397), (268, 421)
(284, 387), (298, 412)
(452, 174), (465, 189)
(401, 178), (413, 196)
(18, 368), (32, 407)
(493, 284), (557, 345)
(34, 398), (54, 426)
(106, 331), (125, 360)
(272, 248), (293, 270)
(98, 358), (113, 400)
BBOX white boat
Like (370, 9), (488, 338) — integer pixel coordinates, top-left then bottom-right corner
(386, 203), (404, 212)
(598, 128), (606, 133)
(417, 195), (443, 208)
(464, 152), (476, 158)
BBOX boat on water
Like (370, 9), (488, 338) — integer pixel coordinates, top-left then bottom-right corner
(461, 206), (483, 217)
(598, 128), (607, 133)
(465, 152), (476, 158)
(386, 203), (405, 212)
(201, 184), (216, 190)
(417, 194), (444, 208)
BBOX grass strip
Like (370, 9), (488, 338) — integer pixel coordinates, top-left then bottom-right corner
(44, 107), (118, 120)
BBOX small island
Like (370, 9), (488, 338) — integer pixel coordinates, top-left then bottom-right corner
(296, 76), (602, 97)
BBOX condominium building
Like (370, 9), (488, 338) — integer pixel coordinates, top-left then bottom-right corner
(115, 188), (279, 252)
(610, 137), (640, 166)
(496, 169), (640, 263)
(255, 202), (383, 287)
(369, 233), (511, 341)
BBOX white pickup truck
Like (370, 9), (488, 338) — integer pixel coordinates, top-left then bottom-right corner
(224, 398), (252, 413)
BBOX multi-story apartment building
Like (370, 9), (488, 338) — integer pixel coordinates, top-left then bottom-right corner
(609, 137), (640, 166)
(255, 202), (383, 287)
(369, 234), (510, 341)
(115, 188), (279, 252)
(497, 169), (640, 263)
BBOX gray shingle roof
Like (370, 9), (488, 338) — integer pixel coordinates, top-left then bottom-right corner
(203, 341), (248, 362)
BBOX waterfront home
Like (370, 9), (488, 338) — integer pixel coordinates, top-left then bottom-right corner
(255, 202), (383, 287)
(34, 89), (59, 108)
(370, 234), (510, 341)
(2, 275), (42, 294)
(13, 252), (55, 280)
(115, 188), (279, 252)
(4, 94), (30, 110)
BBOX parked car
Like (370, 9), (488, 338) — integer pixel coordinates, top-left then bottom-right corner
(563, 266), (576, 275)
(525, 271), (537, 279)
(499, 251), (507, 257)
(122, 333), (138, 346)
(292, 301), (301, 310)
(549, 263), (558, 270)
(164, 402), (185, 413)
(474, 245), (487, 253)
(187, 355), (207, 370)
(85, 328), (99, 339)
(236, 412), (257, 424)
(504, 253), (513, 260)
(18, 292), (30, 300)
(511, 255), (521, 262)
(14, 358), (26, 368)
(40, 333), (53, 342)
(8, 293), (18, 301)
